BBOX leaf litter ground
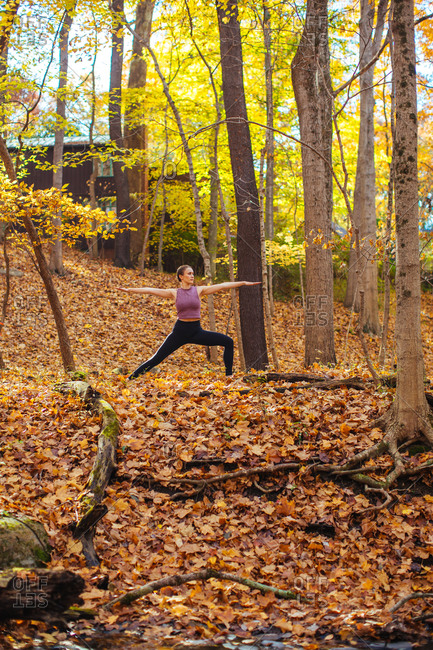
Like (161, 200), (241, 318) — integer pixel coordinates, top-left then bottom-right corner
(1, 248), (433, 648)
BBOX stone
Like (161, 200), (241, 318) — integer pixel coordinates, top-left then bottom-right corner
(0, 512), (51, 569)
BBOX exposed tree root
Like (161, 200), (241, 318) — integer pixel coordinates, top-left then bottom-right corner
(58, 381), (120, 567)
(358, 487), (393, 514)
(318, 400), (433, 493)
(136, 462), (302, 500)
(103, 568), (301, 611)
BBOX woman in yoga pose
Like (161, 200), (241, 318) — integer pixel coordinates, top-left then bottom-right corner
(119, 265), (259, 379)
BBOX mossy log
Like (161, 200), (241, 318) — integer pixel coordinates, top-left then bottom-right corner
(0, 568), (84, 621)
(58, 381), (120, 567)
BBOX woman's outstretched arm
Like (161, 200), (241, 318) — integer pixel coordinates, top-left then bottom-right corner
(199, 281), (261, 296)
(118, 286), (176, 298)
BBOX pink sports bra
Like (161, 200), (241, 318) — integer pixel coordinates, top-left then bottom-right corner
(176, 286), (201, 320)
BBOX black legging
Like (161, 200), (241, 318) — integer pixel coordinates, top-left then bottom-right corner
(129, 320), (234, 379)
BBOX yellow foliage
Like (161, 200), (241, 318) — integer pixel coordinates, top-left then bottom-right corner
(0, 178), (121, 248)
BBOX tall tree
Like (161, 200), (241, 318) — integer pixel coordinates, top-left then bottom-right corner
(291, 0), (336, 366)
(262, 1), (275, 315)
(124, 0), (154, 264)
(216, 0), (268, 371)
(383, 0), (432, 444)
(344, 0), (387, 335)
(49, 10), (73, 276)
(109, 0), (131, 268)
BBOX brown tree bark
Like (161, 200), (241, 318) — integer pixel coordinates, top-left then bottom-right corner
(344, 0), (387, 335)
(124, 0), (154, 264)
(208, 134), (219, 280)
(109, 0), (131, 268)
(291, 0), (336, 366)
(263, 2), (275, 316)
(49, 11), (73, 276)
(386, 0), (433, 444)
(216, 0), (268, 371)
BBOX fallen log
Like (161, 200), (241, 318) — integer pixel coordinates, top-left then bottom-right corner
(199, 375), (367, 397)
(0, 568), (84, 621)
(243, 372), (328, 384)
(58, 381), (120, 567)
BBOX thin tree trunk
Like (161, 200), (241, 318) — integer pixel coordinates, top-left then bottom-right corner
(157, 101), (169, 273)
(343, 0), (387, 333)
(0, 136), (75, 372)
(208, 132), (219, 281)
(220, 199), (246, 371)
(88, 29), (99, 260)
(378, 72), (394, 368)
(291, 0), (336, 366)
(49, 11), (73, 276)
(259, 148), (279, 370)
(157, 184), (166, 273)
(124, 0), (154, 265)
(216, 0), (268, 371)
(110, 0), (131, 268)
(263, 1), (275, 316)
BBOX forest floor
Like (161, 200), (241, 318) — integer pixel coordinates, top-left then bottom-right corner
(1, 247), (433, 649)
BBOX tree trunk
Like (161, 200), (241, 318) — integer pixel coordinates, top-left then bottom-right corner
(110, 0), (131, 268)
(157, 184), (166, 272)
(88, 36), (99, 259)
(259, 148), (279, 370)
(124, 0), (154, 265)
(263, 3), (274, 242)
(263, 1), (275, 315)
(291, 0), (336, 366)
(343, 0), (386, 334)
(379, 70), (395, 367)
(216, 0), (268, 371)
(209, 135), (219, 280)
(0, 137), (76, 372)
(387, 0), (432, 442)
(49, 11), (73, 276)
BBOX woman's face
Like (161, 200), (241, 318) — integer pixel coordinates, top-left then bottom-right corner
(180, 267), (195, 285)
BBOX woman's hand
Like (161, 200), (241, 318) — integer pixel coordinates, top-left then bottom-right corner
(118, 287), (132, 293)
(243, 281), (261, 286)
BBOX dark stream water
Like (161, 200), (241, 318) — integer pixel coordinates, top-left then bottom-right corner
(29, 635), (425, 650)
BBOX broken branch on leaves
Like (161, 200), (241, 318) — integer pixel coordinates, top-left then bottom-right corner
(104, 568), (301, 610)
